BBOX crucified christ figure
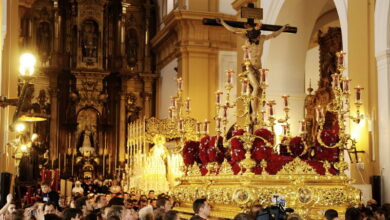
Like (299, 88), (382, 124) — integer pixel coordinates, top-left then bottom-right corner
(217, 18), (289, 123)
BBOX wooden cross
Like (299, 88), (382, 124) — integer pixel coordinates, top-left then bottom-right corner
(203, 3), (297, 34)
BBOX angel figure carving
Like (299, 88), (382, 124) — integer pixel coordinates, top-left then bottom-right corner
(217, 18), (289, 122)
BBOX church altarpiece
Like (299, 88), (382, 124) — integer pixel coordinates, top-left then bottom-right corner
(18, 0), (158, 180)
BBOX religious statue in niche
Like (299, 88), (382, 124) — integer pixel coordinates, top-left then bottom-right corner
(126, 29), (138, 67)
(218, 18), (289, 122)
(126, 93), (141, 123)
(76, 108), (98, 156)
(81, 20), (98, 64)
(37, 22), (52, 65)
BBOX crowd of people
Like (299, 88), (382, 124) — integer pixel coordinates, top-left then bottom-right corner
(0, 179), (389, 220)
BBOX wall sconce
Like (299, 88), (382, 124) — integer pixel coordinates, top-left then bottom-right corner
(0, 53), (49, 129)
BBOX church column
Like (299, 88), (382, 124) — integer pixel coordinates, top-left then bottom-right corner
(376, 49), (390, 203)
(348, 0), (378, 184)
(117, 76), (128, 165)
(120, 2), (129, 69)
(48, 87), (59, 166)
(143, 0), (152, 73)
(141, 74), (157, 118)
(52, 0), (62, 67)
(0, 0), (19, 174)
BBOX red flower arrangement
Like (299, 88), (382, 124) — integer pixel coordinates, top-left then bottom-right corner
(231, 129), (246, 162)
(208, 136), (225, 164)
(289, 136), (309, 159)
(251, 128), (274, 161)
(199, 136), (211, 165)
(182, 141), (200, 166)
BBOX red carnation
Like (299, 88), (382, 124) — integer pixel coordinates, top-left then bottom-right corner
(254, 128), (275, 145)
(182, 141), (200, 166)
(289, 136), (306, 158)
(314, 129), (340, 162)
(199, 136), (210, 165)
(252, 128), (274, 161)
(209, 136), (225, 164)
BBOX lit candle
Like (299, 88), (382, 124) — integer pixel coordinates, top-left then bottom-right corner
(196, 122), (201, 134)
(178, 119), (184, 132)
(337, 51), (345, 68)
(177, 78), (183, 91)
(332, 74), (340, 88)
(355, 86), (364, 102)
(342, 78), (350, 92)
(241, 79), (248, 95)
(204, 120), (210, 135)
(281, 95), (289, 107)
(185, 97), (191, 112)
(260, 69), (268, 83)
(282, 125), (287, 136)
(267, 100), (275, 116)
(226, 70), (234, 84)
(216, 91), (223, 105)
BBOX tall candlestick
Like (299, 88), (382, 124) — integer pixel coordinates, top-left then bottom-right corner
(177, 77), (183, 91)
(185, 97), (191, 112)
(196, 122), (201, 134)
(171, 96), (177, 108)
(281, 95), (289, 107)
(355, 86), (363, 102)
(216, 91), (223, 105)
(178, 120), (184, 132)
(267, 100), (275, 116)
(204, 120), (210, 135)
(336, 51), (346, 69)
(260, 69), (269, 83)
(342, 78), (350, 92)
(332, 74), (340, 88)
(226, 70), (234, 84)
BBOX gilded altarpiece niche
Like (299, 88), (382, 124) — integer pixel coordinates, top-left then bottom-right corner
(18, 0), (158, 179)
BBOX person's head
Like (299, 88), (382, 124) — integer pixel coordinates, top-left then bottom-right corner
(63, 208), (83, 220)
(193, 199), (210, 217)
(234, 213), (254, 220)
(8, 202), (17, 214)
(43, 203), (56, 215)
(156, 197), (171, 211)
(105, 205), (124, 220)
(41, 182), (52, 194)
(249, 205), (262, 217)
(164, 210), (179, 220)
(345, 207), (361, 220)
(85, 213), (97, 220)
(324, 209), (338, 220)
(75, 181), (81, 187)
(74, 197), (92, 214)
(108, 197), (124, 207)
(95, 195), (107, 209)
(11, 209), (25, 220)
(148, 190), (155, 199)
(139, 200), (148, 209)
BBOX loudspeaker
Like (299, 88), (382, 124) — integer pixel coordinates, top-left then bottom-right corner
(0, 172), (12, 207)
(372, 175), (381, 205)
